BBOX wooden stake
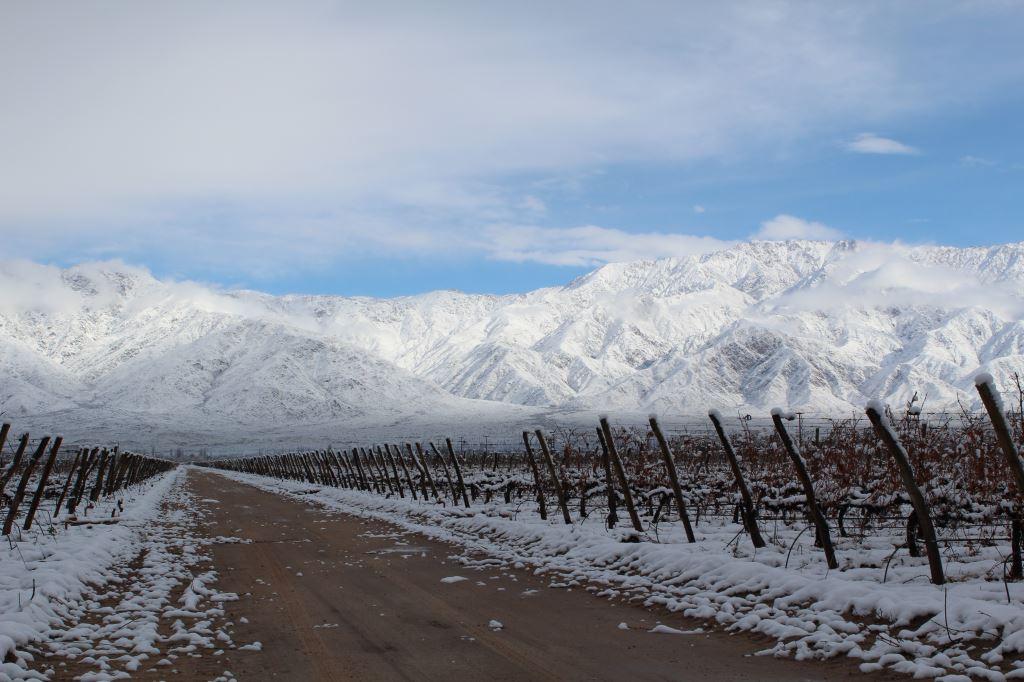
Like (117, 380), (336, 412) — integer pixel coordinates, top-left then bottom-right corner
(445, 438), (471, 508)
(429, 442), (459, 506)
(3, 436), (50, 535)
(866, 401), (944, 585)
(406, 443), (430, 499)
(24, 437), (63, 530)
(534, 429), (571, 524)
(708, 411), (766, 548)
(771, 411), (837, 568)
(976, 375), (1024, 493)
(596, 427), (618, 528)
(599, 417), (643, 533)
(0, 432), (29, 495)
(391, 444), (418, 500)
(648, 417), (696, 543)
(414, 443), (441, 501)
(521, 431), (548, 520)
(53, 449), (82, 516)
(380, 445), (405, 498)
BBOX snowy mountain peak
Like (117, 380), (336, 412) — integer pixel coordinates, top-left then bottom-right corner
(2, 239), (1023, 446)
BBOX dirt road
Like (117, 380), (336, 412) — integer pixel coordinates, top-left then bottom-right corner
(176, 470), (888, 681)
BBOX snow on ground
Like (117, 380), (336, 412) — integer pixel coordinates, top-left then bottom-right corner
(212, 469), (1024, 681)
(1, 468), (247, 681)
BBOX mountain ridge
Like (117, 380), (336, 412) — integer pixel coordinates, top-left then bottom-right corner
(3, 239), (1023, 448)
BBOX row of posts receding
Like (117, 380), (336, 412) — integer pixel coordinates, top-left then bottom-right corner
(202, 378), (1024, 586)
(1, 426), (176, 537)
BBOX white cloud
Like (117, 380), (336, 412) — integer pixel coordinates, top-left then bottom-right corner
(693, 205), (706, 214)
(0, 2), (1020, 277)
(482, 225), (730, 267)
(766, 243), (1024, 319)
(752, 215), (845, 241)
(961, 155), (996, 167)
(845, 133), (919, 155)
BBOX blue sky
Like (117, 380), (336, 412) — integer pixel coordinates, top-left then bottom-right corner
(2, 1), (1023, 297)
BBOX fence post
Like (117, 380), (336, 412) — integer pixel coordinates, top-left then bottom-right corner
(405, 443), (429, 499)
(866, 400), (944, 585)
(23, 437), (62, 530)
(599, 417), (643, 533)
(89, 449), (111, 502)
(708, 411), (766, 548)
(1, 433), (30, 495)
(0, 423), (9, 466)
(445, 438), (471, 508)
(53, 449), (82, 516)
(521, 432), (548, 520)
(649, 417), (696, 543)
(596, 427), (619, 528)
(3, 437), (50, 535)
(975, 373), (1024, 578)
(391, 444), (418, 501)
(68, 448), (97, 514)
(534, 430), (571, 524)
(771, 410), (838, 568)
(429, 442), (459, 506)
(414, 443), (441, 501)
(363, 448), (386, 494)
(379, 445), (404, 498)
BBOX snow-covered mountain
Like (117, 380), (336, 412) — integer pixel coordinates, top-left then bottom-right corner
(3, 239), (1024, 449)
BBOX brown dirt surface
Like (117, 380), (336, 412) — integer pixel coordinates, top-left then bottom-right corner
(170, 470), (895, 682)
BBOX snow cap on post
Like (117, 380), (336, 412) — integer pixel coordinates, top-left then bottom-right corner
(769, 407), (783, 417)
(865, 399), (886, 414)
(708, 408), (722, 420)
(974, 371), (995, 388)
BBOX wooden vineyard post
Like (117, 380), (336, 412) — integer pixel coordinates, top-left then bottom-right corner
(380, 446), (405, 498)
(599, 417), (643, 533)
(429, 442), (459, 506)
(324, 450), (343, 488)
(0, 423), (9, 465)
(534, 430), (570, 524)
(771, 410), (838, 569)
(102, 451), (119, 495)
(414, 443), (441, 501)
(975, 373), (1024, 578)
(89, 449), (111, 502)
(596, 427), (618, 528)
(68, 448), (97, 514)
(391, 444), (418, 500)
(708, 411), (766, 548)
(1, 433), (30, 495)
(354, 449), (372, 491)
(445, 438), (471, 508)
(364, 448), (387, 494)
(318, 451), (338, 487)
(3, 436), (50, 535)
(866, 401), (945, 585)
(23, 437), (62, 530)
(53, 449), (82, 516)
(405, 443), (430, 499)
(338, 451), (357, 488)
(366, 447), (387, 494)
(327, 450), (351, 489)
(521, 431), (548, 520)
(362, 448), (383, 493)
(298, 453), (316, 484)
(648, 417), (696, 543)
